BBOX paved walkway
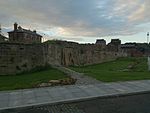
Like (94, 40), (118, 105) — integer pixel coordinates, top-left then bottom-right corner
(1, 80), (150, 111)
(51, 65), (101, 85)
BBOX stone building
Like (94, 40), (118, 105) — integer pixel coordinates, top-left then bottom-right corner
(110, 39), (121, 45)
(96, 39), (106, 46)
(107, 39), (121, 52)
(121, 43), (145, 57)
(8, 23), (42, 44)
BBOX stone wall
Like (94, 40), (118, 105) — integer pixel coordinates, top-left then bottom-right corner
(0, 43), (47, 75)
(45, 41), (126, 66)
(0, 40), (126, 75)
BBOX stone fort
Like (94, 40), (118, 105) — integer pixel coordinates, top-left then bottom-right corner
(0, 23), (140, 75)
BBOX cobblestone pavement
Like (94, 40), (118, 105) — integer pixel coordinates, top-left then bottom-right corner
(36, 104), (85, 113)
(0, 104), (85, 113)
(51, 65), (101, 85)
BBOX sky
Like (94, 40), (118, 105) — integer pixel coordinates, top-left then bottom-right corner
(0, 0), (150, 44)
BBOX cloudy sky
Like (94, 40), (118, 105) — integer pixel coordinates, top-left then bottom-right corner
(0, 0), (150, 43)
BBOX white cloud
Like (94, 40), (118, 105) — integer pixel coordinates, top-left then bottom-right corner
(0, 0), (150, 42)
(128, 3), (145, 21)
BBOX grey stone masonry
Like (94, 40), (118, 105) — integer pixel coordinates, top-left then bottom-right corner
(1, 80), (150, 111)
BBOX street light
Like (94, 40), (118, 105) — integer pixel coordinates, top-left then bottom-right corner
(147, 32), (149, 44)
(0, 24), (1, 35)
(147, 32), (150, 71)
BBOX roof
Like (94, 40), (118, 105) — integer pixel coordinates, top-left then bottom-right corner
(8, 26), (42, 37)
(96, 39), (106, 42)
(111, 39), (120, 41)
(121, 44), (136, 48)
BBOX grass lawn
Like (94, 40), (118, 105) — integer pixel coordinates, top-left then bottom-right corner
(0, 67), (67, 91)
(70, 57), (150, 82)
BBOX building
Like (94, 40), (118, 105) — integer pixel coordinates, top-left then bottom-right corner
(95, 39), (106, 46)
(8, 23), (42, 44)
(110, 39), (121, 45)
(107, 39), (121, 52)
(121, 43), (148, 57)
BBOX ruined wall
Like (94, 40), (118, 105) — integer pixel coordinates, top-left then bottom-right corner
(46, 41), (126, 66)
(0, 41), (126, 75)
(0, 43), (47, 75)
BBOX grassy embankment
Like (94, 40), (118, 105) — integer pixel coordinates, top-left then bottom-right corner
(70, 57), (150, 82)
(0, 67), (67, 91)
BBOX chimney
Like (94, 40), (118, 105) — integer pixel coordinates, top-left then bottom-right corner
(33, 30), (36, 33)
(14, 22), (18, 30)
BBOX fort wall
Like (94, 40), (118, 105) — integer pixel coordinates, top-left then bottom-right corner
(0, 41), (126, 75)
(46, 41), (126, 66)
(0, 43), (47, 75)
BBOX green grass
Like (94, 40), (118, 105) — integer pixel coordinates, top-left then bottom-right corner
(0, 67), (67, 91)
(70, 57), (150, 82)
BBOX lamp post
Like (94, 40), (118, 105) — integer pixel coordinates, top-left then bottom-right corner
(147, 32), (150, 71)
(147, 32), (149, 44)
(0, 24), (1, 35)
